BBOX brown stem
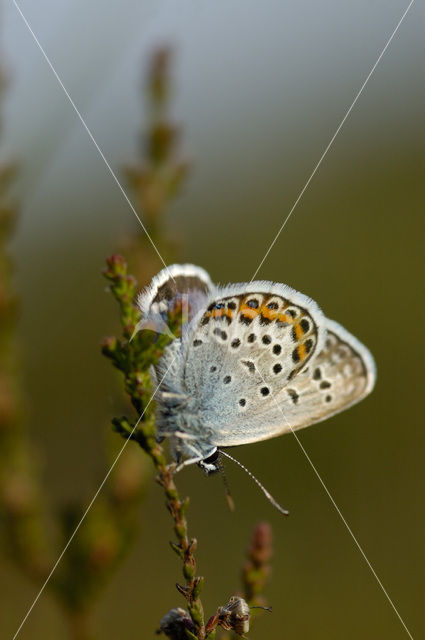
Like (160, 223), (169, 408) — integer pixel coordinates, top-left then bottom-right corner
(154, 452), (205, 638)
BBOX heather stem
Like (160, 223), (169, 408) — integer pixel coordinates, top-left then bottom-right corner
(102, 255), (205, 638)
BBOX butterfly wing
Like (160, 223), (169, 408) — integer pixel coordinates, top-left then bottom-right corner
(136, 264), (214, 333)
(182, 282), (328, 444)
(210, 316), (375, 446)
(181, 281), (375, 446)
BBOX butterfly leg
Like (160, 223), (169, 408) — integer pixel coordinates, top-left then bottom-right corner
(172, 454), (205, 474)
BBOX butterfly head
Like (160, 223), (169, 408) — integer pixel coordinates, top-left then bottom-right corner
(197, 449), (220, 474)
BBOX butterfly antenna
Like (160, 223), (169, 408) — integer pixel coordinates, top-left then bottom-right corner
(218, 455), (235, 512)
(220, 450), (289, 516)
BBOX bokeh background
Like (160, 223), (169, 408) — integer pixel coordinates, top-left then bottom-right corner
(1, 0), (424, 638)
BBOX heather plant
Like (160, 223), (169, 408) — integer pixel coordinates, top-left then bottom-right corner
(0, 56), (153, 639)
(102, 253), (274, 639)
(0, 48), (274, 640)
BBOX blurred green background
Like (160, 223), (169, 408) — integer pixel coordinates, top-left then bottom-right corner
(1, 0), (424, 638)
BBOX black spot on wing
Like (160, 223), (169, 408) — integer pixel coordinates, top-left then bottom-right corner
(287, 389), (299, 404)
(242, 360), (255, 373)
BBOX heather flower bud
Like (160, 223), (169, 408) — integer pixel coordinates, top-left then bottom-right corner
(157, 607), (195, 639)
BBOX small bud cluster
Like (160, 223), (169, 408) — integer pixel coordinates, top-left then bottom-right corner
(242, 521), (273, 607)
(205, 596), (251, 638)
(157, 607), (196, 640)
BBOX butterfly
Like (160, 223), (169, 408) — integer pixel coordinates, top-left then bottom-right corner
(137, 264), (376, 482)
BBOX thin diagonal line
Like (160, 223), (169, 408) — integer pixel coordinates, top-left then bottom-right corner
(254, 368), (414, 639)
(250, 0), (416, 282)
(12, 361), (175, 640)
(287, 429), (414, 639)
(12, 0), (173, 280)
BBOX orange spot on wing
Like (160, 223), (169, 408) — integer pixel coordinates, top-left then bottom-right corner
(260, 305), (277, 320)
(297, 344), (307, 361)
(294, 323), (304, 340)
(277, 313), (294, 324)
(240, 305), (259, 319)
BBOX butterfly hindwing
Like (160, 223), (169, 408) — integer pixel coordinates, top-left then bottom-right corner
(197, 316), (375, 446)
(182, 282), (327, 441)
(271, 317), (376, 431)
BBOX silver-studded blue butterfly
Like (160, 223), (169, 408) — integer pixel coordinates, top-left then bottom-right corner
(137, 264), (376, 479)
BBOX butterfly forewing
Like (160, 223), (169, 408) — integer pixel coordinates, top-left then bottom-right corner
(137, 264), (214, 332)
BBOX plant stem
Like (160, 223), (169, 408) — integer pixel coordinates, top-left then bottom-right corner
(103, 255), (205, 638)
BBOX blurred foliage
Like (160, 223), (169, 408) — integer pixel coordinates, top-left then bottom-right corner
(0, 63), (51, 586)
(0, 48), (189, 640)
(123, 46), (189, 284)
